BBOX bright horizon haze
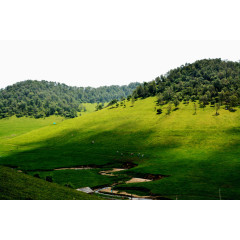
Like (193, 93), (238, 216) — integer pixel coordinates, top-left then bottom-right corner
(0, 40), (240, 89)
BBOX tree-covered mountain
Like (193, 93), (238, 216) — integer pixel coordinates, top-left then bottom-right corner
(133, 59), (240, 109)
(0, 80), (139, 119)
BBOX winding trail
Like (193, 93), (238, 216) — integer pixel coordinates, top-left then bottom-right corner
(52, 165), (164, 199)
(95, 168), (153, 200)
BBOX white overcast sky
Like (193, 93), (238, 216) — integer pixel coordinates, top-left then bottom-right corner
(0, 40), (240, 89)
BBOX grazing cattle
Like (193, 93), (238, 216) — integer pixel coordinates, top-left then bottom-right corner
(92, 140), (95, 144)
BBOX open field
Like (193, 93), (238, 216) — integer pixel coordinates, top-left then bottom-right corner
(0, 115), (65, 157)
(78, 103), (99, 116)
(0, 115), (64, 139)
(1, 97), (240, 199)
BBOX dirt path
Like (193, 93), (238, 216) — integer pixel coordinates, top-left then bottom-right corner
(96, 168), (154, 199)
(54, 167), (93, 170)
(95, 187), (151, 200)
(53, 164), (163, 200)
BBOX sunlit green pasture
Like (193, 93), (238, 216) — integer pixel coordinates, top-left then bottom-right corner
(1, 97), (240, 199)
(0, 115), (64, 139)
(0, 115), (65, 157)
(78, 103), (98, 116)
(78, 102), (106, 116)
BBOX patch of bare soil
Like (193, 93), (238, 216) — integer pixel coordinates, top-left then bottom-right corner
(121, 162), (138, 169)
(144, 174), (168, 180)
(99, 168), (125, 176)
(125, 178), (152, 184)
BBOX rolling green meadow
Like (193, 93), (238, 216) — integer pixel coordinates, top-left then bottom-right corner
(1, 97), (240, 199)
(78, 103), (100, 116)
(0, 115), (64, 156)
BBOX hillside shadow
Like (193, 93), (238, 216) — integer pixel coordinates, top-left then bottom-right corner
(0, 121), (183, 171)
(2, 123), (240, 199)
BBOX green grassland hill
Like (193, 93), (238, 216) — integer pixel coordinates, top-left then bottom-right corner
(1, 59), (240, 200)
(0, 165), (103, 200)
(1, 97), (240, 199)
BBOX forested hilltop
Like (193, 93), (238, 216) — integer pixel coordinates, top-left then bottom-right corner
(0, 80), (139, 119)
(133, 59), (240, 109)
(1, 59), (240, 119)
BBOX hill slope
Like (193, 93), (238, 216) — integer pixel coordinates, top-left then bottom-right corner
(1, 97), (240, 199)
(0, 166), (102, 200)
(0, 115), (66, 157)
(0, 80), (139, 119)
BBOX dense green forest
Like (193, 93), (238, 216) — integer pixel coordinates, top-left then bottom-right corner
(133, 59), (240, 110)
(0, 80), (139, 119)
